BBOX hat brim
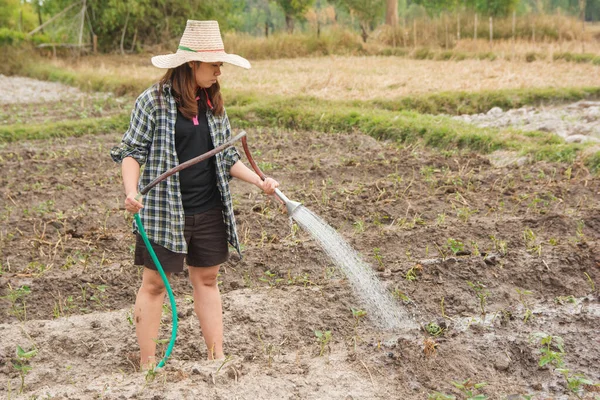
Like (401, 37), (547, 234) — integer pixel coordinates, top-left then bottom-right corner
(151, 51), (250, 69)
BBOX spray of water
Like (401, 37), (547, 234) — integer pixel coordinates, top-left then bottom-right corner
(291, 205), (417, 331)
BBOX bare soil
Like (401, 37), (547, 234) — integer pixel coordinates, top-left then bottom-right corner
(0, 85), (599, 399)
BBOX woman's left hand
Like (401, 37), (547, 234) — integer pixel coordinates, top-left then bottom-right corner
(259, 177), (279, 195)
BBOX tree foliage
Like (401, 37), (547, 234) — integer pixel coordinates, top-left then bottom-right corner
(1, 0), (38, 31)
(38, 0), (244, 51)
(274, 0), (316, 33)
(336, 0), (385, 41)
(1, 0), (598, 52)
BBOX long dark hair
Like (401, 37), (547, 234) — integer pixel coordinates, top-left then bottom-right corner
(159, 61), (224, 119)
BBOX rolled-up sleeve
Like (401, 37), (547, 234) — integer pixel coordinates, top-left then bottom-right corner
(110, 95), (155, 165)
(222, 111), (241, 180)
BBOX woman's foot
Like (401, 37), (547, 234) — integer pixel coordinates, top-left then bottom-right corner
(140, 356), (157, 372)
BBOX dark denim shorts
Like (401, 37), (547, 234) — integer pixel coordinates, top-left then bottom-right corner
(134, 207), (229, 273)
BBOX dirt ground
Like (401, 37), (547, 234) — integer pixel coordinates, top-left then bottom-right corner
(1, 87), (600, 399)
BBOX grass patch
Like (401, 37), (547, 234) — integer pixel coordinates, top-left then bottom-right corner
(227, 86), (600, 117)
(0, 114), (128, 143)
(553, 52), (600, 64)
(3, 96), (598, 173)
(582, 150), (600, 174)
(368, 87), (600, 115)
(228, 99), (597, 166)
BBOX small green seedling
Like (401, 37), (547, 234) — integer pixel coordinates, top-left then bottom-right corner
(350, 308), (367, 350)
(489, 235), (507, 255)
(436, 213), (447, 226)
(446, 238), (464, 255)
(314, 330), (332, 357)
(584, 272), (595, 293)
(515, 288), (534, 323)
(259, 270), (283, 287)
(153, 338), (169, 363)
(405, 264), (423, 282)
(144, 367), (159, 382)
(425, 322), (444, 337)
(392, 288), (412, 303)
(89, 283), (108, 308)
(556, 368), (595, 397)
(451, 379), (488, 400)
(373, 248), (385, 270)
(532, 332), (565, 368)
(12, 345), (38, 394)
(523, 228), (542, 256)
(353, 220), (365, 234)
(470, 241), (480, 256)
(351, 308), (367, 327)
(2, 284), (31, 321)
(467, 281), (489, 316)
(215, 355), (233, 374)
(554, 295), (576, 305)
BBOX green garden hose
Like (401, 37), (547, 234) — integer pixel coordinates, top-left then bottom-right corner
(134, 213), (177, 371)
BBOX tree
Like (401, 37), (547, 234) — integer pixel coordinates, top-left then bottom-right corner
(274, 0), (315, 33)
(1, 0), (37, 31)
(412, 0), (456, 17)
(38, 0), (242, 52)
(337, 0), (385, 42)
(238, 0), (284, 36)
(386, 0), (398, 25)
(480, 0), (521, 16)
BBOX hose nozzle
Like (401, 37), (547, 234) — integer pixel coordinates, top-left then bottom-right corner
(274, 188), (302, 215)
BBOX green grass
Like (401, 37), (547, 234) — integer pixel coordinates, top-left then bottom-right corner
(553, 52), (600, 64)
(227, 87), (600, 117)
(366, 87), (600, 115)
(227, 99), (600, 172)
(223, 86), (600, 120)
(0, 114), (128, 143)
(2, 95), (598, 173)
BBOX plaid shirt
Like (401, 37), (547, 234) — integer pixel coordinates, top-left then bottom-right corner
(111, 82), (241, 255)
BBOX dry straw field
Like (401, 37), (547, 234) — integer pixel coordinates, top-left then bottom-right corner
(48, 52), (600, 100)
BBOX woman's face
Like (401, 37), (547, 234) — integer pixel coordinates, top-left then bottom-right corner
(192, 61), (223, 88)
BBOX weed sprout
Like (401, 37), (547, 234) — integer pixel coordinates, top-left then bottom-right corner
(515, 288), (534, 323)
(446, 238), (465, 255)
(451, 379), (488, 400)
(467, 281), (489, 316)
(12, 345), (38, 394)
(314, 330), (332, 357)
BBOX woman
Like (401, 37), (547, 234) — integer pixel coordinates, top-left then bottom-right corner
(111, 20), (278, 370)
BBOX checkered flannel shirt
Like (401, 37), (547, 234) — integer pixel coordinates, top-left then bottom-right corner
(110, 82), (241, 255)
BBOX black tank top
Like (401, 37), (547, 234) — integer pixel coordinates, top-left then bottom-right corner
(174, 109), (222, 215)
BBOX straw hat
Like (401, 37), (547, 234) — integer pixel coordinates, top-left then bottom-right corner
(151, 20), (250, 69)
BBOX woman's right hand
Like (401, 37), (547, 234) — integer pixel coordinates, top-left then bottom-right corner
(125, 192), (144, 214)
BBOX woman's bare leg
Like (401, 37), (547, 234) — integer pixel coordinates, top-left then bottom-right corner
(188, 265), (224, 360)
(135, 268), (170, 370)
